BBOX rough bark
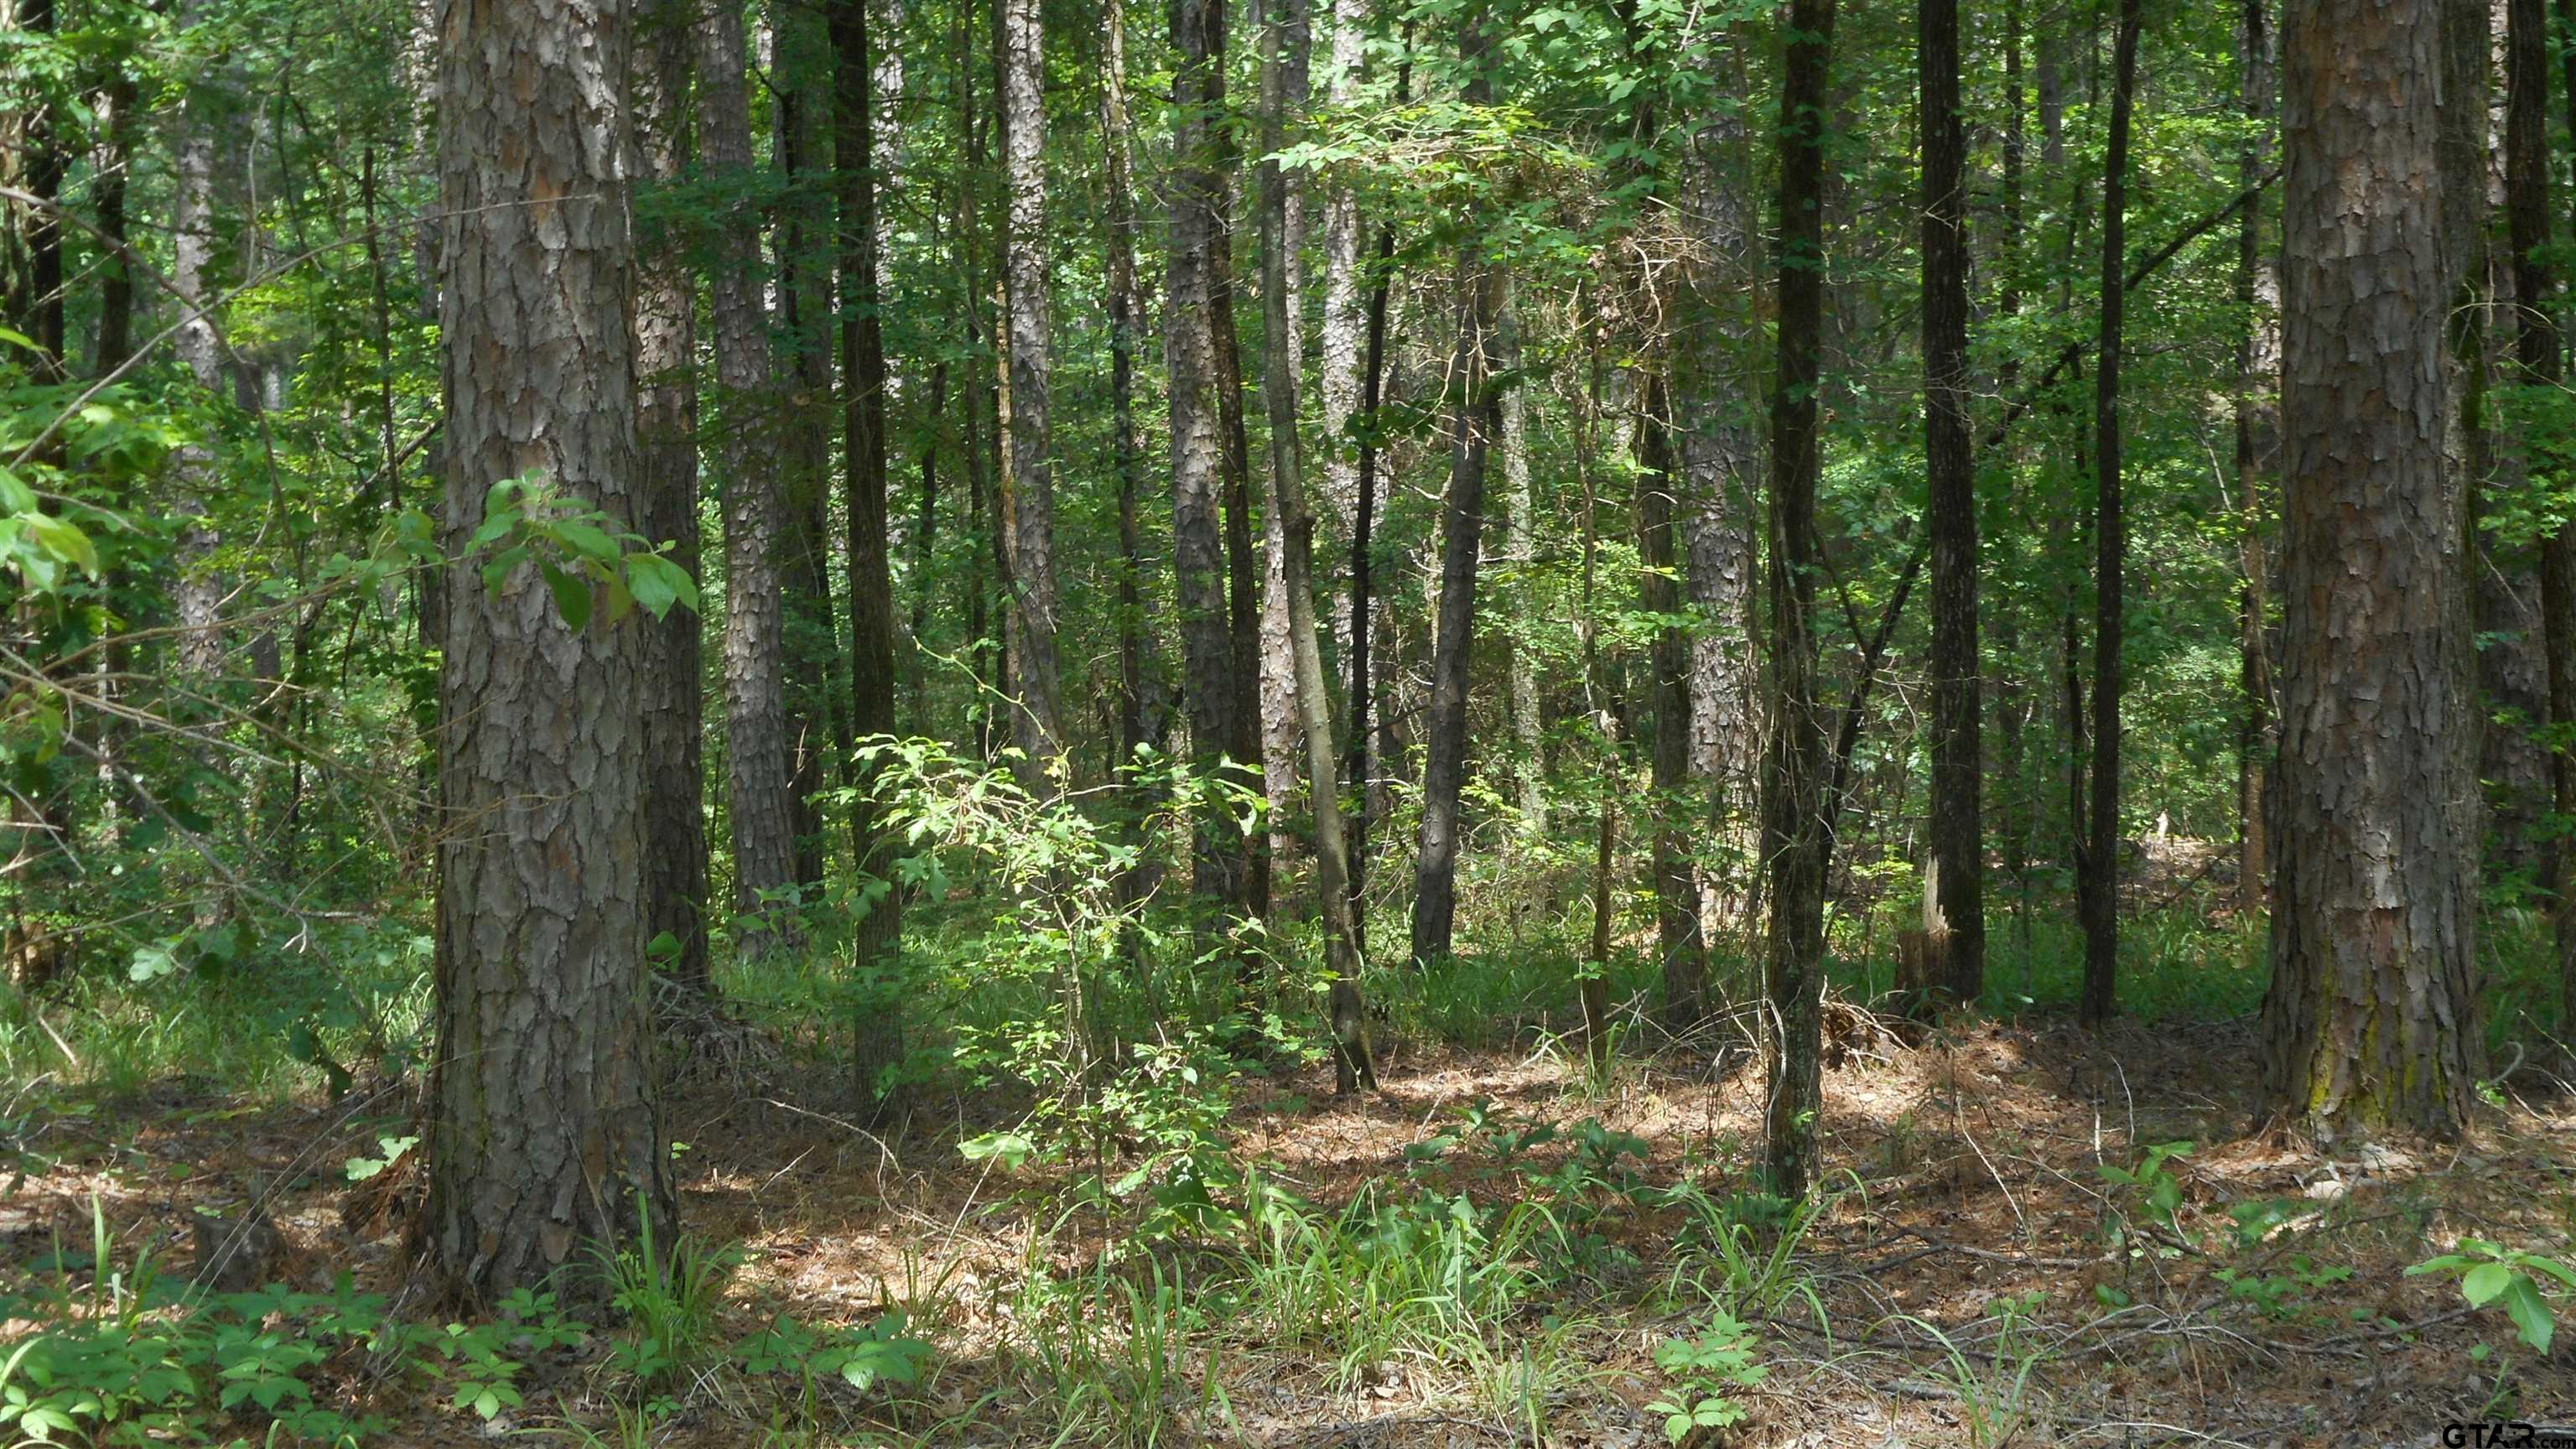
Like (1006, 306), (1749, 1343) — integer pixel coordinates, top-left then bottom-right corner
(1317, 0), (1370, 606)
(426, 0), (673, 1302)
(1258, 0), (1311, 900)
(998, 0), (1067, 788)
(171, 0), (224, 679)
(1763, 0), (1834, 1200)
(1921, 0), (1984, 1009)
(635, 0), (710, 992)
(834, 0), (904, 1113)
(700, 0), (800, 928)
(2262, 0), (2480, 1141)
(2080, 0), (2139, 1030)
(1501, 302), (1544, 833)
(1171, 0), (1254, 926)
(1409, 7), (1502, 971)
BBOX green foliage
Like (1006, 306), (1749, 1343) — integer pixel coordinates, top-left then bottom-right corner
(2407, 1239), (2576, 1355)
(599, 1209), (740, 1389)
(1645, 1311), (1767, 1444)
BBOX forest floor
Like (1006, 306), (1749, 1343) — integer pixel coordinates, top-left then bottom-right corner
(4, 994), (2570, 1448)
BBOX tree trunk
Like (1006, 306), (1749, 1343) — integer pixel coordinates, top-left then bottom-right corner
(699, 0), (799, 931)
(1639, 384), (1706, 1028)
(1409, 7), (1502, 970)
(2236, 0), (2277, 920)
(2079, 0), (2139, 1029)
(1501, 303), (1544, 834)
(1171, 0), (1254, 929)
(1921, 0), (1984, 1009)
(834, 0), (905, 1114)
(1258, 0), (1311, 904)
(2262, 0), (2480, 1141)
(777, 0), (847, 890)
(2533, 0), (2576, 1037)
(171, 0), (223, 680)
(1262, 0), (1374, 1091)
(1343, 47), (1411, 927)
(636, 0), (710, 993)
(1318, 0), (1371, 647)
(998, 0), (1067, 788)
(1677, 35), (1762, 943)
(426, 0), (673, 1301)
(1763, 0), (1835, 1200)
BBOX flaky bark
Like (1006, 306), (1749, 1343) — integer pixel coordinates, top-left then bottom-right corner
(699, 0), (799, 926)
(2262, 0), (2480, 1140)
(998, 0), (1067, 788)
(427, 0), (673, 1302)
(1171, 0), (1254, 925)
(634, 0), (710, 991)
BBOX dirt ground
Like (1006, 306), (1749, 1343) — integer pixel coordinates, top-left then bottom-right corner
(5, 1006), (2570, 1447)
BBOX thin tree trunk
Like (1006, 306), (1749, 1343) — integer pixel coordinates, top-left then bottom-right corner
(1763, 0), (1835, 1200)
(834, 0), (905, 1114)
(427, 0), (673, 1301)
(2236, 0), (2277, 919)
(1343, 42), (1411, 926)
(1258, 0), (1311, 904)
(2079, 0), (2139, 1029)
(1409, 6), (1502, 971)
(1921, 0), (1984, 1009)
(636, 0), (711, 993)
(2533, 0), (2576, 1035)
(1101, 0), (1166, 923)
(1501, 302), (1544, 834)
(998, 0), (1067, 787)
(1318, 0), (1371, 635)
(1262, 0), (1373, 1089)
(701, 0), (800, 930)
(2262, 0), (2480, 1140)
(1639, 383), (1706, 1027)
(172, 0), (223, 679)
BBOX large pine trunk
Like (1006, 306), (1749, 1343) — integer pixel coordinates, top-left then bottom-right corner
(2262, 0), (2480, 1140)
(636, 0), (710, 993)
(1920, 0), (1984, 1009)
(426, 0), (673, 1301)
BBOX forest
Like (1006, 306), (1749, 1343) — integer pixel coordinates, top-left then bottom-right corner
(0, 0), (2571, 1440)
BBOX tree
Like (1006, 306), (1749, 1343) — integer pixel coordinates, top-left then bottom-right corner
(1763, 0), (1835, 1198)
(997, 0), (1067, 787)
(2080, 0), (2140, 1029)
(1170, 0), (1254, 930)
(700, 0), (800, 929)
(2262, 0), (2480, 1140)
(834, 0), (904, 1112)
(2234, 0), (2277, 920)
(1409, 2), (1504, 971)
(636, 0), (710, 993)
(1638, 385), (1706, 1026)
(1920, 0), (1983, 1007)
(425, 0), (673, 1301)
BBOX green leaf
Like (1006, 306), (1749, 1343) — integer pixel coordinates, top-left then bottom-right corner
(26, 514), (97, 576)
(2463, 1260), (2511, 1306)
(553, 519), (619, 561)
(541, 561), (591, 631)
(2502, 1275), (2554, 1353)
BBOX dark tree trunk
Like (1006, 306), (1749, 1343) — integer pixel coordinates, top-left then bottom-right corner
(1409, 5), (1502, 970)
(635, 0), (710, 993)
(834, 0), (905, 1114)
(1921, 0), (1984, 1009)
(700, 0), (800, 928)
(2079, 0), (2139, 1030)
(1763, 0), (1835, 1199)
(1343, 48), (1410, 922)
(427, 0), (673, 1301)
(2236, 0), (2277, 920)
(2532, 0), (2576, 1034)
(2262, 0), (2480, 1140)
